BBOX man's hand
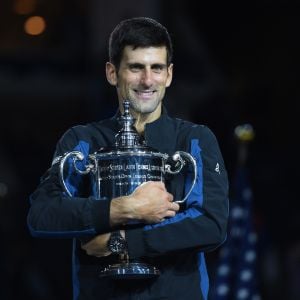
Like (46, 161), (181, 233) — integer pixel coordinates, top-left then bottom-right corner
(81, 230), (126, 257)
(83, 182), (179, 257)
(81, 233), (111, 257)
(110, 181), (179, 226)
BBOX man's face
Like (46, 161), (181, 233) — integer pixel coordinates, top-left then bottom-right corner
(106, 46), (173, 116)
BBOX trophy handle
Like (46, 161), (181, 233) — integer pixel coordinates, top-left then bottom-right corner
(165, 151), (197, 203)
(59, 151), (95, 197)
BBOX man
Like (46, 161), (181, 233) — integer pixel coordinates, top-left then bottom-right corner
(28, 17), (229, 300)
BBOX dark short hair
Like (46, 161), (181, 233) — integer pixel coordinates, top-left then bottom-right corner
(109, 17), (173, 70)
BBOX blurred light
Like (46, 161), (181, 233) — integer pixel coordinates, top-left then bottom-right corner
(0, 182), (8, 198)
(234, 124), (255, 142)
(24, 16), (46, 36)
(13, 0), (36, 15)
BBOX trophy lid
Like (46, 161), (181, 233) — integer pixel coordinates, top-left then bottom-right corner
(95, 100), (163, 156)
(114, 100), (146, 149)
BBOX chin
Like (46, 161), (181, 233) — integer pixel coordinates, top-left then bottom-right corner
(139, 103), (160, 114)
(130, 99), (157, 114)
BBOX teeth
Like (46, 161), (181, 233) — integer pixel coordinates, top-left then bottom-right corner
(136, 91), (153, 94)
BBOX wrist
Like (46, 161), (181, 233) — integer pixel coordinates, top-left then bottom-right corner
(107, 230), (127, 254)
(110, 196), (136, 227)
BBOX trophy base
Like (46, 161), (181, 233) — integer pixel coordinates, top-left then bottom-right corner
(99, 262), (160, 279)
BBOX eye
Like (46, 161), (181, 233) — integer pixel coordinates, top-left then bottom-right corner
(152, 64), (165, 73)
(129, 64), (143, 72)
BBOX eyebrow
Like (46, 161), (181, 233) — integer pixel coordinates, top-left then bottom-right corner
(127, 63), (167, 69)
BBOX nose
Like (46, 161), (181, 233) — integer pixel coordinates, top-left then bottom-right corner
(140, 69), (153, 87)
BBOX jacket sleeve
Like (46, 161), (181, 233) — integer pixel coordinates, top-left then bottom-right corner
(27, 127), (111, 238)
(125, 126), (229, 258)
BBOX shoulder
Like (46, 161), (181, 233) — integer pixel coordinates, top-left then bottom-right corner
(59, 122), (96, 143)
(170, 117), (217, 144)
(60, 117), (115, 142)
(55, 118), (116, 154)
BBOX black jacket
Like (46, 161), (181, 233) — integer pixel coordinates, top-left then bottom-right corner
(28, 109), (229, 300)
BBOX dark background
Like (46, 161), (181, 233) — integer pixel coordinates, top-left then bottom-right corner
(0, 0), (298, 299)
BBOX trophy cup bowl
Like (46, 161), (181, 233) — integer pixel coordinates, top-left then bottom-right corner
(59, 100), (197, 279)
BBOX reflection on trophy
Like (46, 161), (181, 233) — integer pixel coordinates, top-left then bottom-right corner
(59, 100), (197, 279)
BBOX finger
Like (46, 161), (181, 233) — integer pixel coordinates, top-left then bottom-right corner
(165, 210), (176, 218)
(138, 181), (148, 187)
(169, 202), (179, 211)
(150, 181), (166, 191)
(136, 181), (164, 192)
(166, 192), (174, 202)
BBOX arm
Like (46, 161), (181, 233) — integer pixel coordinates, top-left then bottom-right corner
(27, 128), (178, 238)
(81, 181), (179, 256)
(125, 126), (229, 258)
(110, 181), (178, 226)
(82, 126), (229, 259)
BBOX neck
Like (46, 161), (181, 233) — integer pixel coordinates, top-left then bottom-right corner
(131, 106), (162, 134)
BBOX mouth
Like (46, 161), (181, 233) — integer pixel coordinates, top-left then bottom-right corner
(134, 90), (156, 99)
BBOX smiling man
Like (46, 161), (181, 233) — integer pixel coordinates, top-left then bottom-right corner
(106, 45), (173, 133)
(28, 17), (229, 300)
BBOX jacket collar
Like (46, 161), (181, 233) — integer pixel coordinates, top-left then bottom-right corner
(111, 106), (176, 154)
(144, 107), (177, 154)
(111, 105), (176, 154)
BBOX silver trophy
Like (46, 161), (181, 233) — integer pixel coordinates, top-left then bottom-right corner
(59, 100), (197, 279)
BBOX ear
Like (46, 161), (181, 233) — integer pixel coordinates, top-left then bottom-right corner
(106, 62), (118, 86)
(165, 63), (173, 87)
